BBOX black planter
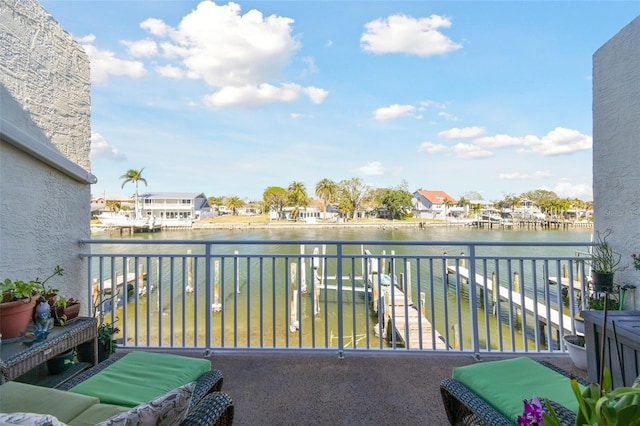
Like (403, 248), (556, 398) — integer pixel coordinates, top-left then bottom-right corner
(77, 341), (111, 363)
(591, 270), (614, 292)
(46, 349), (74, 374)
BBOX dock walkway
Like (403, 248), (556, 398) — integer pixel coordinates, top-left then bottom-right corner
(446, 264), (574, 333)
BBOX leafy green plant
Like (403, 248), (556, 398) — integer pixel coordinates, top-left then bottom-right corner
(545, 368), (640, 426)
(92, 288), (120, 354)
(1, 266), (64, 302)
(590, 230), (625, 274)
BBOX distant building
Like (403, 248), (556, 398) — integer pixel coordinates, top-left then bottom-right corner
(412, 190), (462, 219)
(139, 192), (212, 220)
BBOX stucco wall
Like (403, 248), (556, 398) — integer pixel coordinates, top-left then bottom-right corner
(593, 16), (640, 308)
(0, 0), (92, 312)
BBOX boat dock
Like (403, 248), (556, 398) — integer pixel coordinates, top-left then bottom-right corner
(445, 262), (574, 334)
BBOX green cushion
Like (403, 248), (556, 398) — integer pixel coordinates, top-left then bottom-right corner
(452, 357), (583, 423)
(67, 404), (130, 426)
(0, 381), (98, 423)
(69, 351), (210, 407)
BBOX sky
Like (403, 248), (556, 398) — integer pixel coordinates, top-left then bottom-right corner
(40, 0), (640, 203)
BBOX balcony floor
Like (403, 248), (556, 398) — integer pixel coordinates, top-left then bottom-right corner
(117, 349), (586, 425)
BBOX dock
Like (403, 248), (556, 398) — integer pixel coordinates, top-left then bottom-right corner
(446, 263), (573, 333)
(93, 271), (147, 295)
(379, 283), (448, 350)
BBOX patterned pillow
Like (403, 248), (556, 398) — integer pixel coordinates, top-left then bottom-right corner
(0, 413), (67, 426)
(96, 382), (196, 426)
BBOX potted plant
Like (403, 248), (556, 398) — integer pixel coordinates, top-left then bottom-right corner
(0, 278), (44, 340)
(590, 230), (625, 292)
(563, 334), (587, 370)
(51, 296), (81, 326)
(77, 288), (120, 363)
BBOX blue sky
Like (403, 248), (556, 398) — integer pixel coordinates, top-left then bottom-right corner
(41, 1), (640, 202)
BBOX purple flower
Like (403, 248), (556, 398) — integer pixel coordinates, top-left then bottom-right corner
(518, 398), (546, 426)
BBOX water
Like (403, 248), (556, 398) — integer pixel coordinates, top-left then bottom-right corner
(89, 225), (592, 350)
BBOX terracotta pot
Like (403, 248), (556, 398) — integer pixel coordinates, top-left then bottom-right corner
(0, 296), (38, 340)
(52, 302), (81, 326)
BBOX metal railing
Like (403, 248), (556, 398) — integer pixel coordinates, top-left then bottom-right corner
(80, 239), (596, 355)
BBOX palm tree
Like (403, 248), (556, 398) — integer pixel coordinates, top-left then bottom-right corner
(225, 196), (244, 215)
(315, 178), (337, 220)
(120, 168), (147, 218)
(288, 181), (308, 220)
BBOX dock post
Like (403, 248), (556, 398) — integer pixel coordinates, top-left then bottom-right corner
(186, 250), (194, 293)
(513, 272), (521, 320)
(211, 260), (222, 312)
(492, 273), (498, 315)
(289, 263), (299, 332)
(234, 250), (240, 293)
(300, 245), (307, 293)
(406, 264), (412, 304)
(420, 292), (426, 318)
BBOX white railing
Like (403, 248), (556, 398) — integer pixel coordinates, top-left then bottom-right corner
(81, 239), (597, 356)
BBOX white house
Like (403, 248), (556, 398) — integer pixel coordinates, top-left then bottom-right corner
(139, 192), (212, 220)
(412, 190), (462, 219)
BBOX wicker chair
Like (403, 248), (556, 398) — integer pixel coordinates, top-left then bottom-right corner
(58, 356), (234, 425)
(440, 361), (587, 426)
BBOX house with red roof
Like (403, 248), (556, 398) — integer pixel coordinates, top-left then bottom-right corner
(412, 190), (463, 220)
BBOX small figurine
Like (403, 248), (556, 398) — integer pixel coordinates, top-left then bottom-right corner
(33, 297), (54, 337)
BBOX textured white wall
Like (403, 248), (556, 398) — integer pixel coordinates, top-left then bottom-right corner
(0, 0), (92, 312)
(593, 16), (640, 308)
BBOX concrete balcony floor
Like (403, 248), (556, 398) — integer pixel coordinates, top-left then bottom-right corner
(118, 349), (586, 425)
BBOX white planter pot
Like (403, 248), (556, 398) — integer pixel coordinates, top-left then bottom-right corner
(574, 317), (585, 335)
(564, 335), (587, 370)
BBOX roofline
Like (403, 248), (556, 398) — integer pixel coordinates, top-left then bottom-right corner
(1, 118), (97, 185)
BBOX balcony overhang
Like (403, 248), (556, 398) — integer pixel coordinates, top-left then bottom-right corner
(0, 118), (97, 185)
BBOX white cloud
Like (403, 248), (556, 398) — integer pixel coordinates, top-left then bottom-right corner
(147, 1), (299, 87)
(291, 113), (314, 119)
(534, 170), (553, 178)
(373, 104), (416, 121)
(418, 142), (449, 153)
(454, 143), (493, 159)
(498, 172), (529, 180)
(554, 181), (592, 199)
(301, 56), (319, 76)
(358, 161), (385, 176)
(81, 44), (146, 84)
(203, 83), (324, 107)
(476, 127), (591, 155)
(439, 126), (486, 139)
(522, 127), (592, 156)
(156, 64), (185, 79)
(121, 38), (158, 57)
(76, 34), (96, 44)
(91, 132), (126, 162)
(361, 14), (462, 56)
(438, 111), (459, 121)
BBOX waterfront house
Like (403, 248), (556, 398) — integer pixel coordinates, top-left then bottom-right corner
(412, 190), (463, 220)
(138, 192), (212, 221)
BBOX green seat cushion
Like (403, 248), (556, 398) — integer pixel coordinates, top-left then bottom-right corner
(67, 403), (130, 426)
(69, 351), (210, 407)
(452, 357), (583, 423)
(0, 381), (98, 423)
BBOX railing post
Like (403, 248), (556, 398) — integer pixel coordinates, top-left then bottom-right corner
(205, 243), (212, 349)
(467, 244), (480, 354)
(337, 243), (344, 357)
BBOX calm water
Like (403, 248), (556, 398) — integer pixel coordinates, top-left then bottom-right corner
(91, 225), (593, 350)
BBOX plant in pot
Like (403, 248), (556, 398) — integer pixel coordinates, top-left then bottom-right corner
(0, 278), (44, 341)
(590, 230), (625, 293)
(77, 288), (120, 363)
(51, 296), (81, 326)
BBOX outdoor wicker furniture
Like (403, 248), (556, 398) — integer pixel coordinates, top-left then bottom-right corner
(440, 358), (588, 426)
(0, 317), (98, 384)
(1, 352), (234, 425)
